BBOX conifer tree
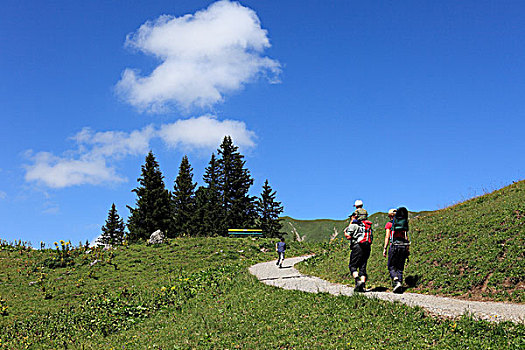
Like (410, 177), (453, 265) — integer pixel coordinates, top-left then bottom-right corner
(193, 186), (210, 236)
(100, 203), (126, 245)
(127, 151), (172, 241)
(171, 155), (196, 236)
(194, 153), (225, 236)
(256, 180), (284, 238)
(217, 136), (257, 231)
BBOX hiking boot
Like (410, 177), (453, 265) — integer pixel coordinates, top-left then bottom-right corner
(392, 278), (399, 288)
(393, 281), (403, 294)
(355, 281), (364, 293)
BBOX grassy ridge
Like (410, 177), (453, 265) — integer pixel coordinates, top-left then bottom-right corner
(0, 237), (523, 349)
(280, 216), (348, 242)
(297, 180), (525, 302)
(281, 211), (431, 242)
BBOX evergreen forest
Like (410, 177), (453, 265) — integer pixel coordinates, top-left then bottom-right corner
(100, 136), (284, 244)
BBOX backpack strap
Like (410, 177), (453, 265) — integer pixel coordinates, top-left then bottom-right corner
(389, 218), (395, 245)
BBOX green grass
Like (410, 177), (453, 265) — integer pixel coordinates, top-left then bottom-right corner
(0, 237), (523, 349)
(297, 180), (525, 302)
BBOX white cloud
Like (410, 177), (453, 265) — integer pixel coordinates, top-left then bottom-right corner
(72, 126), (155, 158)
(158, 115), (255, 149)
(24, 116), (256, 189)
(42, 201), (60, 215)
(0, 191), (6, 199)
(25, 152), (125, 189)
(24, 126), (154, 189)
(116, 0), (281, 112)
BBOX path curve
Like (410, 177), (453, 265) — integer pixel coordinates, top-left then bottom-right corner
(249, 255), (525, 324)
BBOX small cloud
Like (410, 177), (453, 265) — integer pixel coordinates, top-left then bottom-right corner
(0, 191), (6, 199)
(24, 126), (154, 189)
(42, 202), (60, 215)
(116, 0), (281, 112)
(72, 125), (155, 159)
(25, 152), (125, 189)
(158, 115), (256, 149)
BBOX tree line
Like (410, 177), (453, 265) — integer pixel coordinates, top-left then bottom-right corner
(99, 136), (284, 245)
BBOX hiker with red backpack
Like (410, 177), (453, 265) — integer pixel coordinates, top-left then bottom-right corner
(383, 207), (410, 294)
(344, 211), (373, 292)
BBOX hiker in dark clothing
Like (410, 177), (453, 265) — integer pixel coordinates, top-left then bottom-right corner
(276, 237), (286, 268)
(344, 212), (372, 292)
(383, 208), (410, 293)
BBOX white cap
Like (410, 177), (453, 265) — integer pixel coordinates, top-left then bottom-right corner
(388, 208), (397, 215)
(354, 200), (363, 207)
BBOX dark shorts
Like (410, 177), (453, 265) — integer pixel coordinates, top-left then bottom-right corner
(349, 242), (371, 277)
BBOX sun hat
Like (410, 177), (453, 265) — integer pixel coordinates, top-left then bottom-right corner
(388, 208), (397, 215)
(354, 199), (363, 207)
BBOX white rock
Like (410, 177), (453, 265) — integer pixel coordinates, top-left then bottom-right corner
(148, 230), (165, 245)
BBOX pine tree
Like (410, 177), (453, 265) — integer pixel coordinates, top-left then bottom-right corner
(193, 186), (210, 236)
(127, 151), (172, 241)
(171, 155), (196, 236)
(256, 180), (284, 238)
(100, 203), (126, 245)
(195, 153), (225, 236)
(217, 136), (257, 231)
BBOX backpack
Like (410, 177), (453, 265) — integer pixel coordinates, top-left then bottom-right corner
(392, 207), (409, 232)
(357, 220), (373, 244)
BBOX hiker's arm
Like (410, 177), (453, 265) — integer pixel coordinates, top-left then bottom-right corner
(383, 229), (390, 257)
(344, 225), (352, 239)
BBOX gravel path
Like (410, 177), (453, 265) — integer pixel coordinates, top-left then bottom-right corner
(249, 255), (525, 324)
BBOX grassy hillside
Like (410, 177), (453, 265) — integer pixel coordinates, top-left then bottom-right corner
(0, 237), (523, 349)
(281, 211), (430, 242)
(297, 180), (525, 303)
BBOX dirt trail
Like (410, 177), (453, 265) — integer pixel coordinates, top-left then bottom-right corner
(248, 255), (525, 324)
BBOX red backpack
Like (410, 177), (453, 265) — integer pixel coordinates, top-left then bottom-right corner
(358, 220), (373, 244)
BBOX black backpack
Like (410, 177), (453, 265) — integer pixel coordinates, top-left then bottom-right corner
(392, 207), (409, 232)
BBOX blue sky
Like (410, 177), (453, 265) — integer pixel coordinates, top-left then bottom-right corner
(1, 1), (524, 245)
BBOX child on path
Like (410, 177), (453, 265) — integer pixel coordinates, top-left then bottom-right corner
(383, 208), (410, 293)
(276, 237), (286, 268)
(344, 212), (372, 292)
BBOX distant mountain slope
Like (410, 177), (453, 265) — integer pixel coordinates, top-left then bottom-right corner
(281, 211), (430, 242)
(280, 217), (347, 242)
(297, 180), (525, 302)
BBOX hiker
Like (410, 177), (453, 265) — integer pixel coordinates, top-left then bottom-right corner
(275, 237), (286, 268)
(383, 207), (410, 293)
(352, 199), (368, 221)
(344, 212), (373, 292)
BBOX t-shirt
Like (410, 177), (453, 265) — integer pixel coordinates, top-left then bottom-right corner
(385, 221), (392, 230)
(346, 223), (366, 245)
(277, 241), (286, 252)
